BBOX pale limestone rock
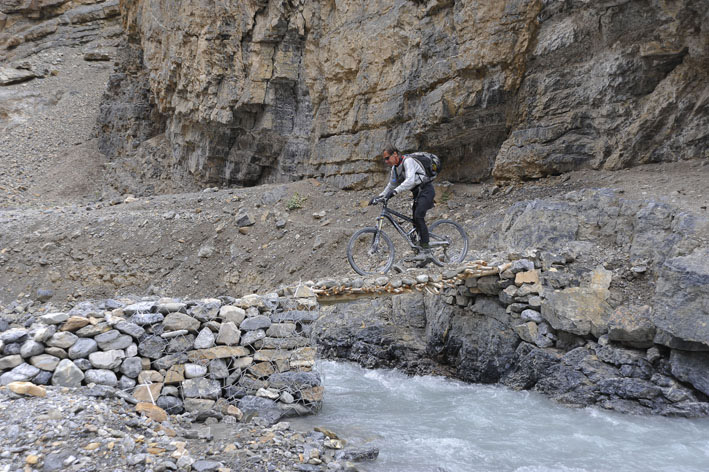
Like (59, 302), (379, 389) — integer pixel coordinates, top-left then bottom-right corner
(30, 354), (60, 371)
(136, 402), (168, 422)
(8, 381), (46, 397)
(219, 306), (246, 325)
(52, 359), (84, 387)
(134, 382), (163, 403)
(60, 316), (90, 332)
(216, 321), (240, 346)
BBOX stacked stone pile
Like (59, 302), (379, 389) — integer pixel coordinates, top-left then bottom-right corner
(0, 293), (323, 425)
(308, 261), (499, 300)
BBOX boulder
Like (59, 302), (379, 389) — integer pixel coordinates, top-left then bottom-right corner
(156, 302), (187, 314)
(134, 383), (163, 402)
(115, 321), (146, 339)
(138, 335), (168, 359)
(20, 340), (44, 358)
(0, 328), (27, 344)
(670, 350), (709, 397)
(3, 363), (41, 384)
(189, 300), (222, 322)
(607, 305), (656, 348)
(240, 315), (271, 331)
(183, 398), (216, 412)
(29, 354), (60, 371)
(187, 346), (250, 362)
(46, 332), (78, 349)
(163, 313), (200, 332)
(8, 381), (46, 397)
(120, 357), (143, 379)
(240, 329), (266, 346)
(268, 371), (321, 391)
(266, 323), (296, 338)
(60, 316), (90, 332)
(33, 325), (56, 343)
(85, 369), (118, 386)
(123, 301), (156, 316)
(40, 313), (68, 325)
(118, 376), (137, 391)
(156, 395), (184, 414)
(208, 359), (229, 379)
(51, 359), (84, 387)
(542, 287), (612, 337)
(129, 312), (164, 326)
(219, 306), (246, 325)
(135, 402), (168, 422)
(89, 350), (125, 370)
(237, 395), (283, 425)
(184, 363), (208, 379)
(0, 354), (23, 370)
(95, 330), (133, 350)
(182, 378), (222, 399)
(68, 338), (98, 359)
(194, 327), (216, 349)
(652, 247), (709, 349)
(216, 321), (240, 345)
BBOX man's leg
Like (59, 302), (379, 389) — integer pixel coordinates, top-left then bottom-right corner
(412, 196), (421, 245)
(413, 184), (435, 246)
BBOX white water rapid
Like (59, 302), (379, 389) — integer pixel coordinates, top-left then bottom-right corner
(290, 360), (709, 472)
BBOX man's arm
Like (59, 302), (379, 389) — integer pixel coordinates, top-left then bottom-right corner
(391, 159), (424, 195)
(379, 167), (398, 197)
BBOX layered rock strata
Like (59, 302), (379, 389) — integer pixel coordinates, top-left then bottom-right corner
(0, 0), (121, 61)
(98, 0), (708, 189)
(0, 292), (323, 425)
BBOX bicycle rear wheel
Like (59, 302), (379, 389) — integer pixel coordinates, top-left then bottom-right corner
(347, 227), (395, 275)
(428, 219), (469, 265)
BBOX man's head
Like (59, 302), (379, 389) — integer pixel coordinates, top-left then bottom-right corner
(382, 145), (401, 167)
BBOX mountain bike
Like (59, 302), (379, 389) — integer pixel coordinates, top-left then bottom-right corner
(346, 199), (469, 275)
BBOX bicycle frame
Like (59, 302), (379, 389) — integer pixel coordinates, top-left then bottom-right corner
(376, 202), (447, 250)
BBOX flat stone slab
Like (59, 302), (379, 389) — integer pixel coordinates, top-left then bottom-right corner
(0, 67), (36, 85)
(187, 346), (249, 361)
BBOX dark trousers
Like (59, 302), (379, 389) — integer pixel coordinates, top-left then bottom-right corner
(412, 182), (435, 245)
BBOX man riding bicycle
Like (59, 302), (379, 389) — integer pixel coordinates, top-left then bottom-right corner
(370, 145), (435, 260)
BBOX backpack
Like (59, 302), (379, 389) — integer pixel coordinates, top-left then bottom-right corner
(406, 152), (442, 181)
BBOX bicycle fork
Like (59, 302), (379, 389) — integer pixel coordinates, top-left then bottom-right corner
(370, 217), (384, 255)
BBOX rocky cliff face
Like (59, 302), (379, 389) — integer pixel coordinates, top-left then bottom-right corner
(97, 0), (708, 190)
(0, 0), (120, 58)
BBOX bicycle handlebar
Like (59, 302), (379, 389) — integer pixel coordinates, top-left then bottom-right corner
(369, 197), (390, 206)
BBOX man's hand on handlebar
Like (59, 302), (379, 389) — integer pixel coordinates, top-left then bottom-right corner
(369, 191), (395, 206)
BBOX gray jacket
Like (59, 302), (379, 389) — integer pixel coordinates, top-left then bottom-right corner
(379, 155), (427, 197)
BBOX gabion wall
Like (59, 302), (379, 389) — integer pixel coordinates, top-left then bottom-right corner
(0, 293), (322, 422)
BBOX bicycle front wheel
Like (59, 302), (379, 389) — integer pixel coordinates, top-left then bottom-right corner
(428, 219), (469, 265)
(347, 227), (395, 275)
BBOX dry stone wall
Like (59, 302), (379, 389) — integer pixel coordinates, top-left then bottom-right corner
(0, 293), (322, 425)
(97, 0), (708, 190)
